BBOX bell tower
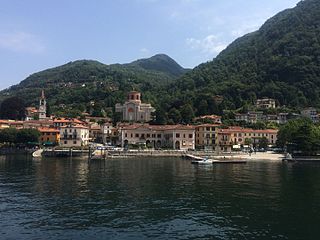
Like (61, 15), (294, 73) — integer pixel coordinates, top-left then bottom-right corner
(39, 90), (47, 120)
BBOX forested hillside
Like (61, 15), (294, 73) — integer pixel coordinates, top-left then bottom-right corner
(166, 0), (320, 116)
(0, 54), (188, 118)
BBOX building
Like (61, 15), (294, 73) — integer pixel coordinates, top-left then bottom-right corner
(115, 91), (155, 122)
(39, 90), (47, 120)
(0, 120), (9, 130)
(38, 127), (60, 145)
(101, 122), (115, 145)
(60, 124), (90, 147)
(25, 107), (38, 121)
(53, 118), (86, 128)
(194, 115), (222, 124)
(195, 124), (220, 150)
(301, 107), (319, 123)
(23, 120), (53, 129)
(216, 127), (278, 152)
(89, 123), (103, 142)
(256, 98), (276, 109)
(119, 124), (195, 150)
(235, 112), (264, 123)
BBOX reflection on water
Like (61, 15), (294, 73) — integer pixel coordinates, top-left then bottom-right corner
(1, 155), (320, 239)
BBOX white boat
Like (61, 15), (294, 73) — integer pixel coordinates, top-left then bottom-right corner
(191, 157), (215, 165)
(32, 149), (43, 158)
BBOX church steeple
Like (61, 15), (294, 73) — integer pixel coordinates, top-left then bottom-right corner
(39, 89), (47, 120)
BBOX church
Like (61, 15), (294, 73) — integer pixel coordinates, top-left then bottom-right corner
(115, 91), (155, 122)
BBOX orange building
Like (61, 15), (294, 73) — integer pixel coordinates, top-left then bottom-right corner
(38, 127), (60, 145)
(216, 127), (278, 152)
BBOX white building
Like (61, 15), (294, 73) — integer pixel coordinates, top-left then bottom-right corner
(301, 107), (319, 123)
(60, 124), (90, 147)
(256, 98), (276, 109)
(119, 124), (195, 150)
(115, 91), (155, 122)
(101, 122), (115, 144)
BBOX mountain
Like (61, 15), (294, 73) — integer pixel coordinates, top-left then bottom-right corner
(127, 54), (189, 78)
(0, 55), (188, 118)
(170, 0), (320, 112)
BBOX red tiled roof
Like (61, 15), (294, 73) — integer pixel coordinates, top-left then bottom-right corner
(60, 124), (88, 129)
(38, 127), (60, 133)
(120, 124), (195, 131)
(217, 127), (278, 134)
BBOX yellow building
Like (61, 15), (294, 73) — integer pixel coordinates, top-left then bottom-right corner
(38, 127), (60, 145)
(195, 124), (220, 150)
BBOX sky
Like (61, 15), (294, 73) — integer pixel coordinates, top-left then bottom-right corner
(0, 0), (300, 90)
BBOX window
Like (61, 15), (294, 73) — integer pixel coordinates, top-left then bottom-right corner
(206, 127), (210, 131)
(183, 134), (186, 138)
(234, 133), (237, 137)
(176, 133), (180, 138)
(189, 134), (193, 138)
(64, 141), (67, 144)
(147, 134), (150, 138)
(125, 133), (127, 137)
(157, 134), (162, 138)
(74, 141), (77, 144)
(135, 134), (139, 138)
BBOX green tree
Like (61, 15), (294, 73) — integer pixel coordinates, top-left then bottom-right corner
(168, 108), (181, 124)
(258, 137), (268, 149)
(244, 138), (253, 145)
(0, 97), (26, 120)
(16, 129), (40, 144)
(0, 128), (18, 144)
(180, 104), (195, 124)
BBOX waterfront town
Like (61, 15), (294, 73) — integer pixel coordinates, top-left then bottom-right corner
(0, 89), (319, 154)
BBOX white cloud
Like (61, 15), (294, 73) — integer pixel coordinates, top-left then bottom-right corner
(231, 19), (266, 38)
(186, 35), (227, 55)
(0, 31), (45, 54)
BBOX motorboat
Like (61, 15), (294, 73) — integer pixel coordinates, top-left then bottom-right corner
(191, 157), (214, 165)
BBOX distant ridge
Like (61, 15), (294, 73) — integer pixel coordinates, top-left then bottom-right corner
(127, 54), (189, 78)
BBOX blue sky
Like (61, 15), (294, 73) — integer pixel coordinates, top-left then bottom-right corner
(0, 0), (300, 90)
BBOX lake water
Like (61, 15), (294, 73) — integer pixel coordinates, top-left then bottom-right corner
(1, 155), (320, 240)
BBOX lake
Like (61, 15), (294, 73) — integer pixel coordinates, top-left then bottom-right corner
(1, 155), (320, 239)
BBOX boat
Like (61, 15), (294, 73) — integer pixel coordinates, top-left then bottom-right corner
(32, 149), (43, 158)
(191, 157), (215, 165)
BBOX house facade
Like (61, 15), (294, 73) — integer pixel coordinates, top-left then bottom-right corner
(38, 127), (60, 145)
(256, 98), (276, 109)
(216, 127), (278, 152)
(301, 107), (319, 123)
(60, 124), (90, 147)
(119, 124), (195, 150)
(195, 124), (220, 150)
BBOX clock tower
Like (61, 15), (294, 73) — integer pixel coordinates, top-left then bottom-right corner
(39, 90), (47, 120)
